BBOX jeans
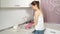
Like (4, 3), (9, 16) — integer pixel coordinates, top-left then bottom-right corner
(34, 30), (45, 34)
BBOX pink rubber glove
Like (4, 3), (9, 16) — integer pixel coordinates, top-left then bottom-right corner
(25, 23), (34, 29)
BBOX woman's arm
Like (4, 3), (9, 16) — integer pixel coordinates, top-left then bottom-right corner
(33, 12), (40, 26)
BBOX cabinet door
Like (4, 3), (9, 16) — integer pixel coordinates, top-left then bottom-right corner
(20, 0), (34, 7)
(55, 31), (60, 34)
(45, 28), (56, 34)
(1, 0), (17, 7)
(1, 0), (34, 8)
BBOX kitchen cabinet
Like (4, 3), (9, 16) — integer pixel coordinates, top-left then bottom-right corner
(45, 28), (60, 34)
(45, 23), (60, 34)
(0, 0), (34, 8)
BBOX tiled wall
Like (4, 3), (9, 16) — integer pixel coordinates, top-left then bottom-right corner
(0, 8), (33, 30)
(41, 0), (60, 23)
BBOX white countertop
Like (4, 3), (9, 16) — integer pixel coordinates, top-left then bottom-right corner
(0, 23), (60, 34)
(45, 23), (60, 31)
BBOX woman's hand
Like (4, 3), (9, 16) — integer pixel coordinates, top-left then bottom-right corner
(25, 23), (34, 29)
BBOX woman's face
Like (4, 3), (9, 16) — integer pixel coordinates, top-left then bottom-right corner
(31, 5), (37, 10)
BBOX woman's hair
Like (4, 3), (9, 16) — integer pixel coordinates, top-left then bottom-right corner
(31, 1), (40, 9)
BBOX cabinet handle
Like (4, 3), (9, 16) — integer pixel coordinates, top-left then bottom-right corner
(15, 5), (20, 6)
(50, 31), (56, 34)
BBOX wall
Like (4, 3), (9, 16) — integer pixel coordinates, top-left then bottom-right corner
(0, 8), (33, 30)
(41, 0), (60, 23)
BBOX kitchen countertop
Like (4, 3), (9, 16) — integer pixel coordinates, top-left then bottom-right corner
(45, 23), (60, 31)
(0, 23), (60, 34)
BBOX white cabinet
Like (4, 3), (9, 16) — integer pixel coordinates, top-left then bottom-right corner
(1, 0), (34, 8)
(45, 28), (60, 34)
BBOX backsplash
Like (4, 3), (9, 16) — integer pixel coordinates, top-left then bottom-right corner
(0, 8), (33, 30)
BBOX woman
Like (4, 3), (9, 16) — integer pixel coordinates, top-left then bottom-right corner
(31, 1), (45, 34)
